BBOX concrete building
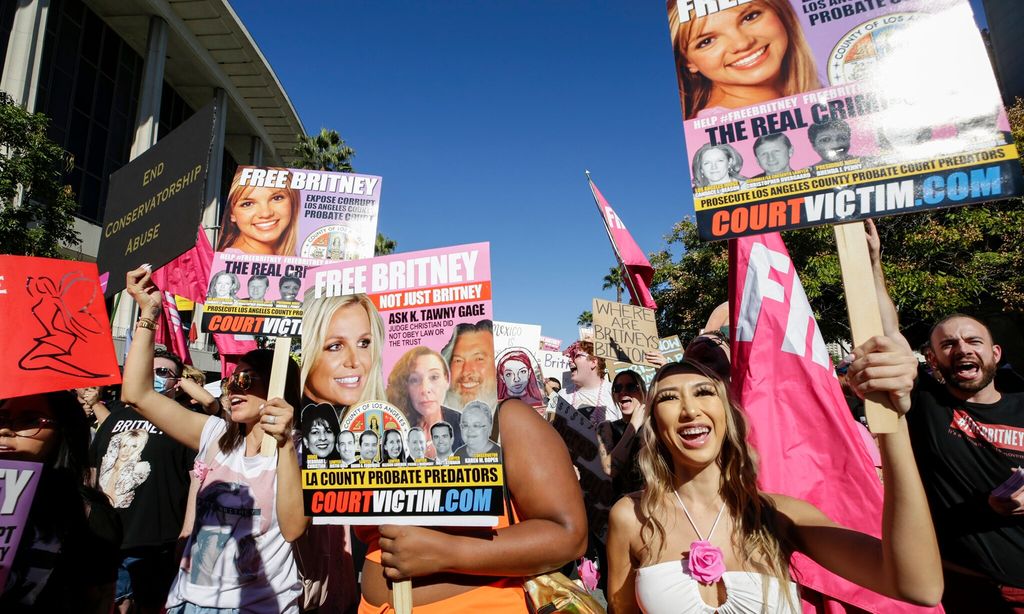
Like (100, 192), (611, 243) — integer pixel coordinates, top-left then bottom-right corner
(0, 0), (304, 372)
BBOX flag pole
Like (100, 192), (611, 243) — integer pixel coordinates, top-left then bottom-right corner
(585, 170), (644, 306)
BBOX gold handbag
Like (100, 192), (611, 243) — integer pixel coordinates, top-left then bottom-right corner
(523, 570), (606, 614)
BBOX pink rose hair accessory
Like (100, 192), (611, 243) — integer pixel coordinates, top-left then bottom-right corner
(673, 491), (727, 585)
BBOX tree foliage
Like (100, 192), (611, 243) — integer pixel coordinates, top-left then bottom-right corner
(375, 232), (397, 256)
(651, 99), (1024, 347)
(0, 92), (80, 256)
(602, 266), (624, 303)
(292, 127), (355, 172)
(577, 310), (593, 326)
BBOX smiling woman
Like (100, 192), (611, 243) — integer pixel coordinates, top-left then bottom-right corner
(606, 355), (945, 613)
(669, 0), (820, 118)
(217, 167), (301, 255)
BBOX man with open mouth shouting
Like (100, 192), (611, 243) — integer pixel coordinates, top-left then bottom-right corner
(865, 219), (1024, 613)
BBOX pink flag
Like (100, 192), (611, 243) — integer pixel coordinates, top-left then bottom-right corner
(728, 233), (940, 614)
(151, 227), (214, 304)
(213, 333), (257, 378)
(155, 291), (192, 365)
(586, 173), (657, 309)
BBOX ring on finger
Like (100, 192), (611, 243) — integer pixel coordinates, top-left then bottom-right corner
(266, 415), (276, 425)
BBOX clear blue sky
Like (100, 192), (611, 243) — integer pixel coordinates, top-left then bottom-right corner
(232, 0), (991, 348)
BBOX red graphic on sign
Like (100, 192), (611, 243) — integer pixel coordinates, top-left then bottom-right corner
(0, 256), (121, 398)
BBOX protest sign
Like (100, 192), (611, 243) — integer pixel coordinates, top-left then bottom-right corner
(0, 460), (42, 589)
(0, 256), (121, 398)
(538, 350), (573, 383)
(493, 322), (545, 410)
(299, 243), (505, 526)
(201, 166), (380, 335)
(611, 335), (685, 387)
(551, 396), (613, 542)
(539, 335), (562, 352)
(493, 321), (541, 354)
(592, 298), (659, 366)
(666, 0), (1024, 241)
(98, 101), (216, 295)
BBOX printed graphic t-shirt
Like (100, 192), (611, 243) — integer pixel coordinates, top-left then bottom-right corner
(907, 371), (1024, 587)
(166, 416), (300, 612)
(89, 400), (195, 549)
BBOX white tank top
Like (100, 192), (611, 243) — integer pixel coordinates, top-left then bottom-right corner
(635, 559), (801, 614)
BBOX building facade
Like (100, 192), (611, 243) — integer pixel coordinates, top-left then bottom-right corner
(1, 0), (304, 371)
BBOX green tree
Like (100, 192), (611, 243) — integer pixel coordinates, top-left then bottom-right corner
(0, 92), (80, 256)
(375, 232), (397, 256)
(292, 127), (354, 172)
(651, 99), (1024, 347)
(602, 266), (624, 303)
(577, 310), (593, 327)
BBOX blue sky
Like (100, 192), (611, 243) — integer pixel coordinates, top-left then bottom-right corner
(232, 0), (991, 347)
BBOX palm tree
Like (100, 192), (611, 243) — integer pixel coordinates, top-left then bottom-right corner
(577, 310), (593, 326)
(602, 266), (624, 303)
(292, 128), (355, 172)
(375, 232), (397, 256)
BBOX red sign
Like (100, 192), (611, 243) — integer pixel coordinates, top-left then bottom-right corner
(0, 256), (121, 398)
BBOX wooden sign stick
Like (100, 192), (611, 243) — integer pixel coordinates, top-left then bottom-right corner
(260, 336), (293, 457)
(834, 221), (898, 434)
(392, 580), (413, 614)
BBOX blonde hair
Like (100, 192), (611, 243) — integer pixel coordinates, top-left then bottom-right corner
(301, 292), (387, 419)
(636, 359), (796, 610)
(217, 167), (300, 255)
(668, 0), (820, 119)
(387, 347), (449, 426)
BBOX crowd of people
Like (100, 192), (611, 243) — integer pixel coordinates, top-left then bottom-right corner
(2, 223), (1023, 614)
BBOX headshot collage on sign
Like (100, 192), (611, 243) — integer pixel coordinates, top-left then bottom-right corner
(298, 285), (503, 468)
(671, 0), (1011, 195)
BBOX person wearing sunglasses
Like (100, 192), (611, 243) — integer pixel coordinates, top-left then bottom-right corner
(1, 391), (122, 613)
(121, 267), (307, 613)
(89, 345), (197, 614)
(599, 369), (653, 502)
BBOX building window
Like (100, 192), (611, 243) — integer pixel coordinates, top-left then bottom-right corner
(34, 0), (142, 224)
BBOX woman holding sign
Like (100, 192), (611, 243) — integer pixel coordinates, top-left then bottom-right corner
(121, 267), (308, 613)
(216, 168), (301, 256)
(606, 354), (943, 613)
(669, 0), (819, 118)
(0, 391), (121, 613)
(357, 399), (588, 613)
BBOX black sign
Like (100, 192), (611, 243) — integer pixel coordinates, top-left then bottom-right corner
(97, 101), (217, 296)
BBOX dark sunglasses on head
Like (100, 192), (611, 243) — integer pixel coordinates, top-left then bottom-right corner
(226, 370), (263, 392)
(154, 367), (178, 379)
(612, 382), (641, 394)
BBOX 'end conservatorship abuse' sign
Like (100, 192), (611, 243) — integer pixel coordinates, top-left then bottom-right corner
(666, 0), (1023, 240)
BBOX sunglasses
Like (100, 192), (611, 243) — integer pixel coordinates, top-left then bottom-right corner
(612, 382), (641, 394)
(0, 414), (57, 437)
(225, 370), (263, 393)
(154, 367), (179, 379)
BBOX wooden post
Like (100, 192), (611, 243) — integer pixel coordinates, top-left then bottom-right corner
(392, 579), (413, 614)
(834, 222), (898, 434)
(260, 336), (293, 456)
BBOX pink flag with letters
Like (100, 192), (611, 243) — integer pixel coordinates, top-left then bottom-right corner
(728, 232), (940, 614)
(586, 173), (656, 309)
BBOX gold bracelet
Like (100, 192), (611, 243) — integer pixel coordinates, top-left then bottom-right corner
(136, 317), (158, 330)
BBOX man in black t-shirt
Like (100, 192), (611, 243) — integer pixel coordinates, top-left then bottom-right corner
(90, 348), (195, 614)
(866, 220), (1024, 611)
(906, 315), (1024, 611)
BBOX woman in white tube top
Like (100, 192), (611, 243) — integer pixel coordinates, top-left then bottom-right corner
(607, 343), (944, 614)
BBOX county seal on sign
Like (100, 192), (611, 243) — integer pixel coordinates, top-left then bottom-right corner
(301, 224), (369, 260)
(827, 13), (919, 85)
